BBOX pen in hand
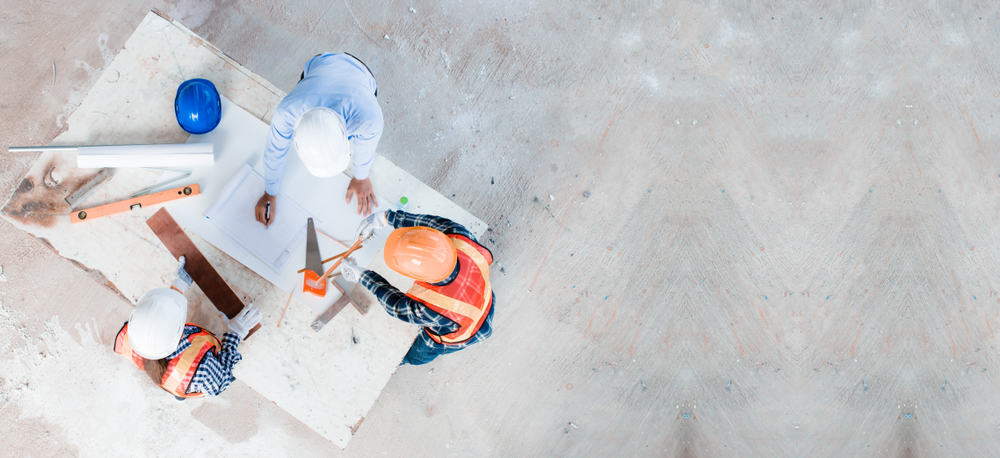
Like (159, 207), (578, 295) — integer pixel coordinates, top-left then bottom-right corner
(265, 201), (270, 230)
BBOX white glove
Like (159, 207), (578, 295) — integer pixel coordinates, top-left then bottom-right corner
(171, 255), (194, 293)
(340, 257), (365, 283)
(355, 211), (389, 241)
(218, 304), (262, 340)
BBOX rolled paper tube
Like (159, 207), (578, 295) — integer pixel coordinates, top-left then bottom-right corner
(77, 143), (214, 168)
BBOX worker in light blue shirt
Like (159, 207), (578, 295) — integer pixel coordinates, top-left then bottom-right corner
(255, 53), (384, 223)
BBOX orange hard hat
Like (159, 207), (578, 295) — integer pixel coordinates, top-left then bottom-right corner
(384, 227), (457, 283)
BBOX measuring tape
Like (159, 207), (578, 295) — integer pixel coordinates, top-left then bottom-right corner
(71, 184), (200, 224)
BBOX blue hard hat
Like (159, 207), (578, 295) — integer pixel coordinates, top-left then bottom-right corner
(174, 78), (222, 134)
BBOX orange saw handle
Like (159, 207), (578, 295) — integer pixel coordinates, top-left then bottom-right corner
(302, 270), (327, 297)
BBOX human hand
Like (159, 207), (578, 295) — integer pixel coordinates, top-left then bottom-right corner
(171, 255), (193, 293)
(340, 257), (365, 283)
(219, 304), (262, 340)
(255, 192), (277, 227)
(345, 177), (378, 216)
(355, 211), (389, 242)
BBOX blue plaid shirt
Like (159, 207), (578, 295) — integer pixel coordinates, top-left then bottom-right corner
(360, 210), (494, 359)
(168, 325), (243, 396)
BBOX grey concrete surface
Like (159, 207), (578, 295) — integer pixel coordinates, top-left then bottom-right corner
(4, 1), (1000, 456)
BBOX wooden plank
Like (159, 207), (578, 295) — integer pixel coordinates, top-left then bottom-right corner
(72, 184), (199, 223)
(146, 207), (260, 337)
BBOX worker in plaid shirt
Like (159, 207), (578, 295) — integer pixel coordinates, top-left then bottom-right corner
(341, 210), (495, 365)
(114, 257), (261, 399)
(164, 325), (244, 396)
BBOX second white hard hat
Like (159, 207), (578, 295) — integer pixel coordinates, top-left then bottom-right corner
(293, 107), (352, 177)
(127, 288), (188, 360)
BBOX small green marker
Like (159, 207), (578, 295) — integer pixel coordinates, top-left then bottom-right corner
(398, 196), (409, 211)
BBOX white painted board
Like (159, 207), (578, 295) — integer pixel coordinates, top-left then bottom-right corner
(159, 96), (393, 314)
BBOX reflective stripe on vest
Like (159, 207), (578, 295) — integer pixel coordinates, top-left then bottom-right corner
(407, 235), (493, 345)
(114, 323), (221, 398)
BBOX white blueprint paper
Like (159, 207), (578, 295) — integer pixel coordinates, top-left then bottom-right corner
(203, 164), (311, 273)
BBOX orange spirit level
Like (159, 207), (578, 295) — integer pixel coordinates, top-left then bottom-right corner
(71, 184), (200, 224)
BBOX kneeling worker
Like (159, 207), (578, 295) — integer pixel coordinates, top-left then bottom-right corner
(340, 211), (495, 365)
(114, 257), (262, 398)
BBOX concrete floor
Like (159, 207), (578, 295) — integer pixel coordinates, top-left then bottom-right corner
(3, 1), (1000, 456)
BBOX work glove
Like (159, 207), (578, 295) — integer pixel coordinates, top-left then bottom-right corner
(218, 304), (262, 340)
(355, 211), (389, 242)
(340, 257), (365, 283)
(171, 255), (194, 293)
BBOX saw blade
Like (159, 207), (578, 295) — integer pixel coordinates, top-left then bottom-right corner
(305, 217), (323, 276)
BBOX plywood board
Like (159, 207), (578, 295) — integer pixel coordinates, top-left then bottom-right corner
(0, 11), (485, 449)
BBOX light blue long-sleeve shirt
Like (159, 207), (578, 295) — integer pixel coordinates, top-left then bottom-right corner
(263, 53), (383, 196)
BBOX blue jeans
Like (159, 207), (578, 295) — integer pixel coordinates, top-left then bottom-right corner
(400, 305), (494, 365)
(400, 336), (464, 366)
(401, 339), (438, 366)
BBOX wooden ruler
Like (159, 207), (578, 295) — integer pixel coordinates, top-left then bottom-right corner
(71, 184), (200, 224)
(146, 208), (260, 338)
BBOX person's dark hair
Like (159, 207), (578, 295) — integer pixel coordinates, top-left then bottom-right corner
(143, 357), (170, 386)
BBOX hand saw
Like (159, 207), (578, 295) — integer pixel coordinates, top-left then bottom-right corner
(302, 217), (327, 297)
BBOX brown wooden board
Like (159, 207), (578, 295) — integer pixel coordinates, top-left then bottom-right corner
(146, 207), (260, 337)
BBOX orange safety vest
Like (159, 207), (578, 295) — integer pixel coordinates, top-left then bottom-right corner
(407, 234), (494, 345)
(114, 322), (221, 398)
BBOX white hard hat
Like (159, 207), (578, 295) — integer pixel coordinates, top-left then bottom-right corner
(293, 107), (352, 177)
(127, 288), (188, 360)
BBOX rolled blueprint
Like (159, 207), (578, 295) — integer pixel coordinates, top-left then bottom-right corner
(76, 143), (214, 168)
